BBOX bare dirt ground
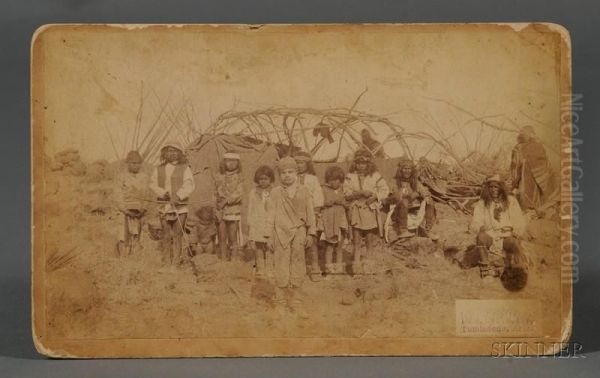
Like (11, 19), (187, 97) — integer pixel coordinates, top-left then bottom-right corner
(41, 157), (563, 341)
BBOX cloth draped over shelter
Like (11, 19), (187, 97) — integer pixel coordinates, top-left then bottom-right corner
(185, 134), (280, 235)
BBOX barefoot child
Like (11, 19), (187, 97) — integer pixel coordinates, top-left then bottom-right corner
(116, 150), (149, 256)
(270, 157), (317, 289)
(215, 152), (243, 261)
(344, 149), (389, 275)
(247, 165), (276, 278)
(294, 151), (324, 279)
(190, 206), (217, 255)
(150, 141), (195, 266)
(320, 165), (349, 275)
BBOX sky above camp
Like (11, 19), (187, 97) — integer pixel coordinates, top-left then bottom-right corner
(35, 24), (565, 166)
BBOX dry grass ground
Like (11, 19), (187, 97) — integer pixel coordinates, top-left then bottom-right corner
(41, 158), (562, 341)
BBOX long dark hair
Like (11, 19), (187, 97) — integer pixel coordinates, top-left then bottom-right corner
(348, 159), (377, 176)
(159, 148), (187, 166)
(293, 152), (316, 175)
(253, 165), (275, 184)
(394, 165), (418, 192)
(325, 165), (345, 183)
(480, 180), (509, 208)
(301, 160), (316, 175)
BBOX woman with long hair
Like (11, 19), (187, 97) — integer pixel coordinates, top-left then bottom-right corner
(385, 158), (437, 239)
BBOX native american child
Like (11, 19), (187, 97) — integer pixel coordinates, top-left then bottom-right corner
(319, 165), (349, 275)
(269, 157), (317, 292)
(246, 165), (276, 279)
(344, 149), (390, 274)
(115, 150), (149, 257)
(189, 206), (218, 256)
(214, 152), (244, 261)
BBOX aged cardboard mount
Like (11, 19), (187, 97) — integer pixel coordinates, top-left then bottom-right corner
(31, 23), (573, 357)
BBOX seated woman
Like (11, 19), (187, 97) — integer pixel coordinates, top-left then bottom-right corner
(384, 158), (437, 240)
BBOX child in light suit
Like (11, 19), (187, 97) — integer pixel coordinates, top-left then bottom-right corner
(269, 157), (316, 289)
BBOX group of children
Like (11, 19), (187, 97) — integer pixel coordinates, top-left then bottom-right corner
(116, 141), (438, 289)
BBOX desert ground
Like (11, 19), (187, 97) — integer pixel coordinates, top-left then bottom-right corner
(41, 150), (563, 341)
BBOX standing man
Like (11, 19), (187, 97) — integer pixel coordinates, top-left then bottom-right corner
(150, 141), (196, 266)
(510, 126), (553, 215)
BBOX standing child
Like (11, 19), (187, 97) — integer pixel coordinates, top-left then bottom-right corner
(215, 152), (243, 261)
(116, 150), (149, 257)
(247, 165), (276, 279)
(150, 141), (195, 266)
(270, 157), (317, 290)
(319, 165), (349, 276)
(344, 149), (390, 275)
(294, 151), (324, 279)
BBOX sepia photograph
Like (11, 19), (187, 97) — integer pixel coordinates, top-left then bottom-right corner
(31, 23), (572, 357)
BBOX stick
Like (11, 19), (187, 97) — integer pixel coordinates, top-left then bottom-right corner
(169, 202), (201, 281)
(423, 96), (519, 133)
(102, 122), (120, 160)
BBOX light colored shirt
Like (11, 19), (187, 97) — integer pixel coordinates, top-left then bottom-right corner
(469, 196), (526, 237)
(269, 182), (316, 248)
(150, 163), (195, 214)
(247, 187), (274, 242)
(298, 173), (324, 208)
(343, 171), (390, 203)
